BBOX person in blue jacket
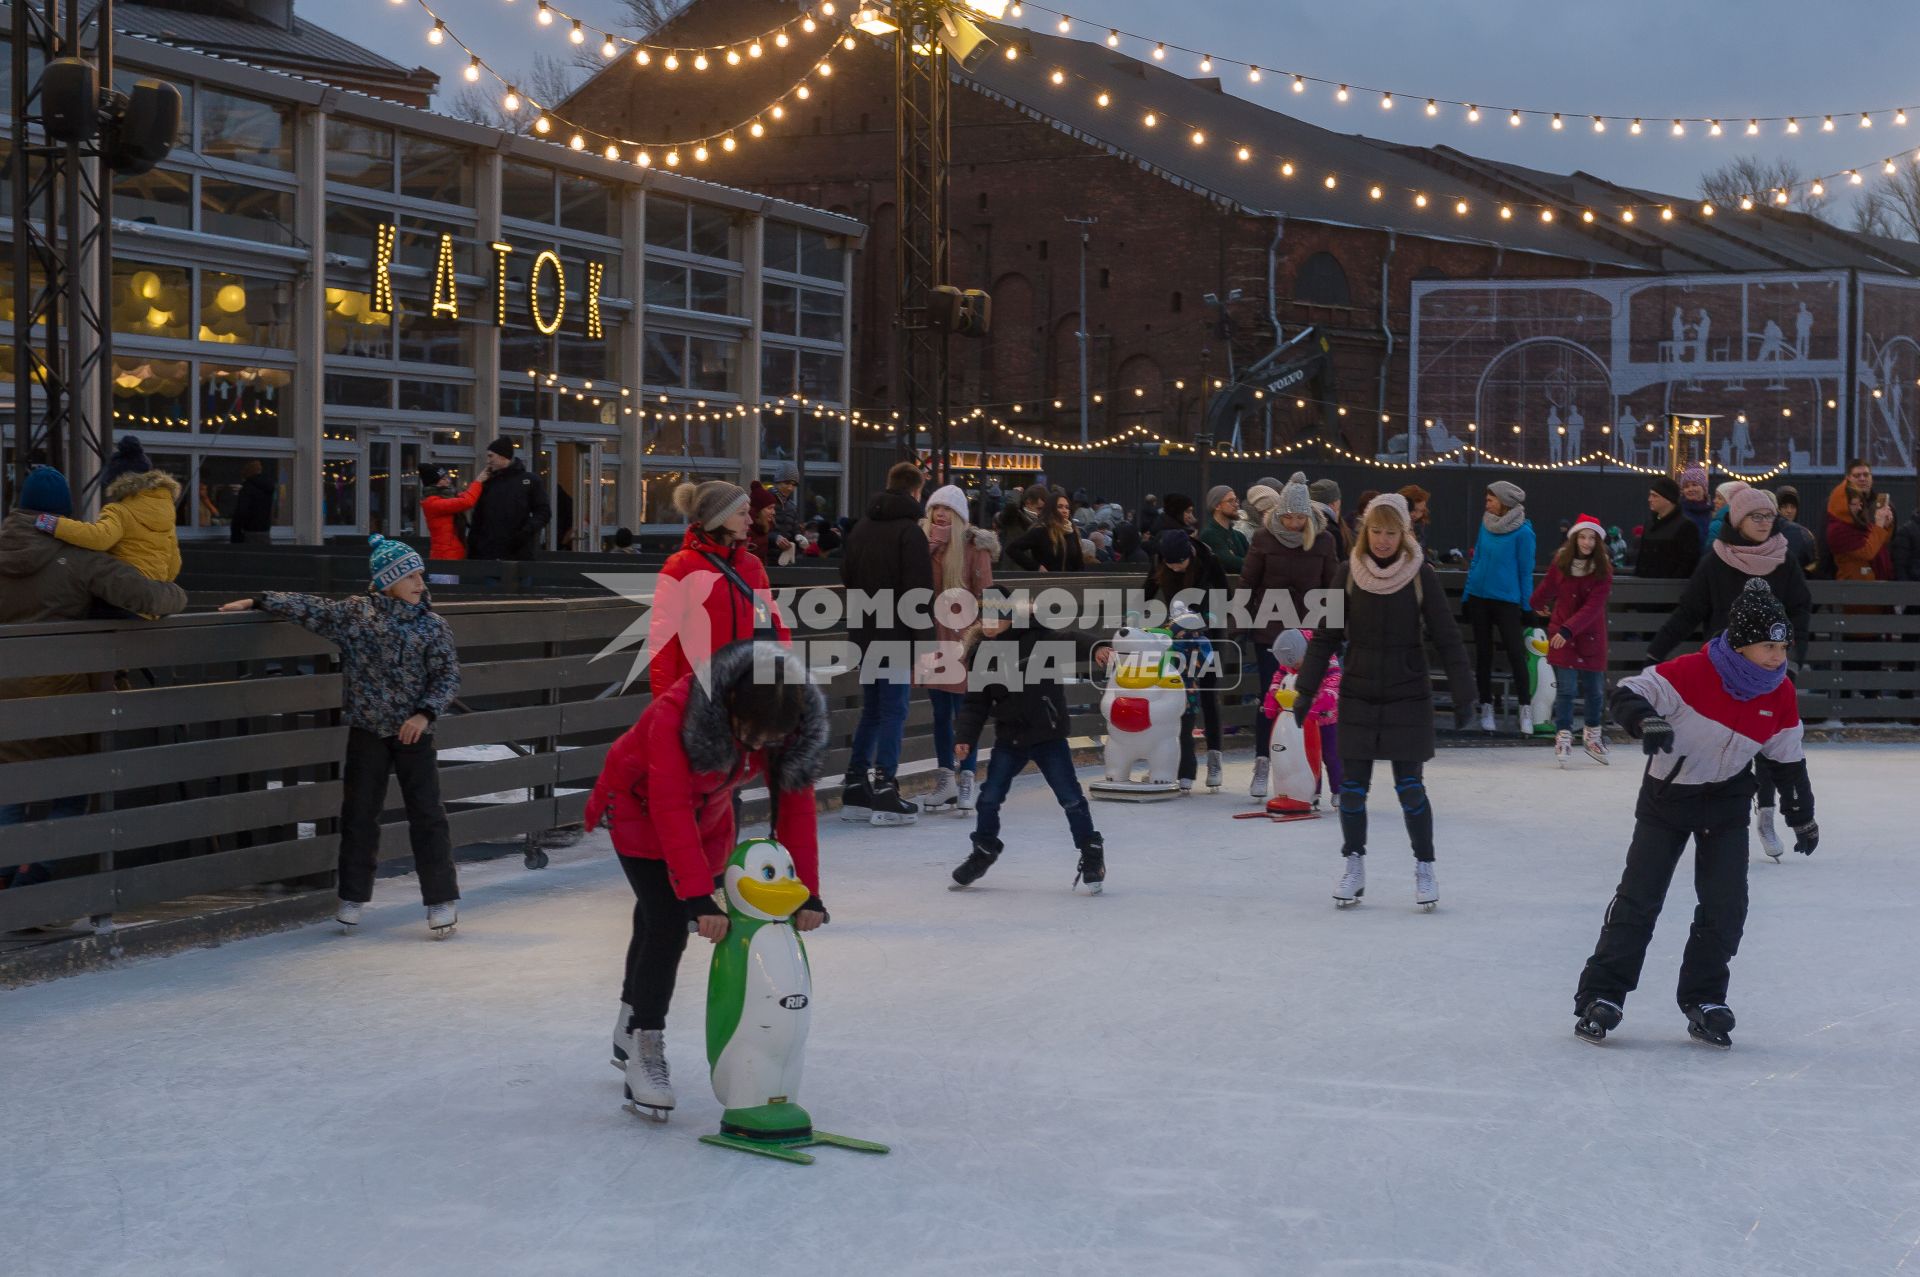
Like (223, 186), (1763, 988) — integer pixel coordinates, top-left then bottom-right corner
(1462, 479), (1537, 734)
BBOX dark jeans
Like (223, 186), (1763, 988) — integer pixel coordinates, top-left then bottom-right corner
(338, 727), (458, 906)
(1338, 758), (1434, 861)
(1552, 668), (1607, 731)
(1465, 595), (1531, 706)
(929, 689), (974, 774)
(1175, 691), (1223, 781)
(618, 855), (691, 1032)
(0, 796), (87, 889)
(973, 737), (1098, 848)
(848, 678), (911, 778)
(1576, 781), (1750, 1012)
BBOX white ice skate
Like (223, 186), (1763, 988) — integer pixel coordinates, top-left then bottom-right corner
(427, 903), (457, 938)
(335, 899), (364, 932)
(1478, 703), (1495, 734)
(1205, 749), (1224, 792)
(1178, 777), (1194, 794)
(1756, 806), (1784, 860)
(1334, 854), (1365, 907)
(1519, 706), (1534, 737)
(623, 1028), (675, 1120)
(1249, 756), (1270, 799)
(611, 1001), (633, 1071)
(1415, 861), (1438, 912)
(1583, 726), (1610, 765)
(955, 769), (977, 811)
(1554, 729), (1572, 768)
(922, 768), (959, 813)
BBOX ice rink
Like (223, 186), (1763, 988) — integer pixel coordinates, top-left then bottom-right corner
(6, 743), (1918, 1276)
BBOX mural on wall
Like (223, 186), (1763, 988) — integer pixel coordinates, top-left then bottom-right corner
(1408, 273), (1867, 473)
(1856, 277), (1920, 473)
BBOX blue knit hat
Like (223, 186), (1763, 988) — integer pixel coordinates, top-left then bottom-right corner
(368, 534), (425, 592)
(1157, 528), (1194, 564)
(18, 465), (72, 517)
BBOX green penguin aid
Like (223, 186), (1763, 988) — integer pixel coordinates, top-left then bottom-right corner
(699, 837), (889, 1165)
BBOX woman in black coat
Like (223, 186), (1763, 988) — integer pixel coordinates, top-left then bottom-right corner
(1648, 487), (1811, 664)
(1148, 528), (1228, 791)
(1006, 493), (1086, 572)
(1294, 494), (1476, 911)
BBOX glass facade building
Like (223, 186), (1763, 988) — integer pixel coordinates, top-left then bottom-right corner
(2, 32), (861, 545)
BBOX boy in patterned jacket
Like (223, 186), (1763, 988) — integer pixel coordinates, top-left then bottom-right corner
(221, 535), (463, 937)
(1573, 579), (1817, 1048)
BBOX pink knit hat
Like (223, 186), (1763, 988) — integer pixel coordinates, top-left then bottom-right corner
(1727, 483), (1778, 528)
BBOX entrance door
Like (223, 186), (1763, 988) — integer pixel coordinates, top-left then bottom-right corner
(570, 440), (606, 551)
(367, 435), (424, 539)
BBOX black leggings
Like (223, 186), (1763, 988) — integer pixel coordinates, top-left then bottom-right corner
(618, 856), (690, 1032)
(1176, 691), (1223, 780)
(1466, 596), (1531, 707)
(1338, 758), (1435, 861)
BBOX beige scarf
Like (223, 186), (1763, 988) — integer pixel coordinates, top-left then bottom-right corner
(1349, 550), (1422, 595)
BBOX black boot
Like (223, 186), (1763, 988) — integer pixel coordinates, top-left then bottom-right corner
(838, 768), (874, 823)
(1074, 834), (1106, 895)
(867, 773), (919, 826)
(949, 835), (1002, 889)
(1683, 1002), (1735, 1049)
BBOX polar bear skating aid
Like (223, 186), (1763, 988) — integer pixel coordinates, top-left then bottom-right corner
(1089, 627), (1184, 802)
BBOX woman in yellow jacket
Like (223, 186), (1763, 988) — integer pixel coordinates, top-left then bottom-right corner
(36, 436), (182, 585)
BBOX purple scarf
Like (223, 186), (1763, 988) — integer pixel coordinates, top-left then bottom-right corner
(1706, 632), (1787, 701)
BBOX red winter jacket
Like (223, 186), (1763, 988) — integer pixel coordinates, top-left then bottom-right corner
(1528, 563), (1611, 673)
(421, 481), (482, 561)
(584, 664), (822, 902)
(647, 525), (791, 697)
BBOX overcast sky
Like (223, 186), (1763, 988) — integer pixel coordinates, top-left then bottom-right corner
(349, 0), (1920, 216)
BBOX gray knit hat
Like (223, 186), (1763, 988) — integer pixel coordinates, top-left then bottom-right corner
(672, 480), (750, 531)
(1308, 478), (1342, 507)
(1276, 472), (1313, 517)
(1270, 628), (1309, 669)
(1487, 479), (1526, 509)
(1204, 484), (1235, 516)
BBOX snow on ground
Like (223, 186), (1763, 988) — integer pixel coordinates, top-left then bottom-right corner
(5, 745), (1919, 1276)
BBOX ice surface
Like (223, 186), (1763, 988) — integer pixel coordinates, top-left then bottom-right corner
(5, 744), (1918, 1276)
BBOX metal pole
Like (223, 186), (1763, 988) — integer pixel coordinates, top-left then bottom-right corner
(1067, 216), (1095, 444)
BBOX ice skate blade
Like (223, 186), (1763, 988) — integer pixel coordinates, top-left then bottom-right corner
(1418, 900), (1438, 912)
(838, 807), (871, 822)
(1687, 1028), (1733, 1050)
(430, 925), (456, 939)
(1574, 1024), (1609, 1045)
(624, 1101), (672, 1123)
(611, 1056), (627, 1071)
(1333, 895), (1362, 908)
(1586, 751), (1610, 766)
(869, 813), (919, 827)
(1077, 881), (1104, 895)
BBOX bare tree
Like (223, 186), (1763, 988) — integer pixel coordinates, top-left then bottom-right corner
(1857, 160), (1920, 241)
(1851, 188), (1900, 238)
(441, 53), (583, 129)
(615, 0), (692, 38)
(1699, 154), (1827, 220)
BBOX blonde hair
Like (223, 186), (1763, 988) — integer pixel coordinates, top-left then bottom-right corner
(1352, 501), (1416, 567)
(1263, 507), (1317, 551)
(926, 508), (972, 593)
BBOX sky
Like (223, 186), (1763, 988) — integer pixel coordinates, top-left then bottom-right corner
(346, 0), (1920, 217)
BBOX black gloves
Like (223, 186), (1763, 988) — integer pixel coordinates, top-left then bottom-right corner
(1291, 700), (1310, 729)
(1638, 717), (1675, 756)
(1791, 821), (1819, 855)
(802, 894), (831, 925)
(682, 894), (725, 925)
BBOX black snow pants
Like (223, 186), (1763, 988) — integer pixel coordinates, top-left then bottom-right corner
(619, 855), (692, 1032)
(1575, 773), (1752, 1013)
(338, 727), (459, 906)
(1337, 758), (1434, 862)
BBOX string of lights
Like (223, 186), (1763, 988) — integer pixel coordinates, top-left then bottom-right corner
(402, 0), (848, 161)
(1010, 1), (1913, 140)
(446, 0), (844, 63)
(112, 405), (279, 430)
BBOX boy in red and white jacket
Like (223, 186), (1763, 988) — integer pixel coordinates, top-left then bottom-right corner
(1573, 579), (1817, 1049)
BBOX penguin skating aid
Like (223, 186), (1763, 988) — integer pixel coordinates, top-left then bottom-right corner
(698, 838), (889, 1165)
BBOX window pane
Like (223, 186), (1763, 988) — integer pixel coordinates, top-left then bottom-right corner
(111, 356), (191, 432)
(764, 223), (798, 273)
(644, 332), (686, 386)
(501, 161), (554, 222)
(690, 204), (736, 260)
(201, 271), (292, 348)
(326, 201), (383, 261)
(115, 166), (191, 230)
(799, 229), (839, 280)
(645, 196), (688, 251)
(324, 288), (393, 359)
(202, 180), (293, 245)
(200, 88), (289, 169)
(555, 333), (609, 381)
(690, 269), (740, 316)
(798, 350), (841, 400)
(322, 456), (357, 527)
(559, 173), (614, 236)
(400, 134), (474, 206)
(199, 455), (282, 530)
(800, 289), (842, 342)
(326, 120), (394, 190)
(760, 345), (797, 396)
(324, 373), (391, 408)
(645, 261), (688, 308)
(688, 337), (738, 392)
(763, 282), (797, 333)
(397, 380), (471, 414)
(397, 304), (472, 366)
(201, 365), (292, 437)
(112, 261), (191, 340)
(146, 451), (192, 527)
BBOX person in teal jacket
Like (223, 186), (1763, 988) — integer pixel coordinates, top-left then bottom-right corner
(1462, 479), (1537, 734)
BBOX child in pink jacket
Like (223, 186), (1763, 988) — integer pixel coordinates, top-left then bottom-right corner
(1262, 628), (1342, 810)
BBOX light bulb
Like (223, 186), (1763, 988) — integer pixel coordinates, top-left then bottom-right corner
(569, 20), (585, 45)
(1200, 55), (1212, 73)
(464, 57), (480, 82)
(1143, 112), (1157, 127)
(796, 84), (810, 99)
(503, 88), (521, 111)
(1323, 174), (1336, 189)
(1057, 16), (1070, 32)
(1248, 65), (1261, 82)
(1414, 192), (1428, 207)
(694, 144), (709, 161)
(693, 51), (708, 70)
(1774, 189), (1789, 204)
(1629, 118), (1642, 134)
(1382, 93), (1394, 110)
(428, 20), (444, 45)
(1455, 199), (1468, 214)
(664, 52), (679, 69)
(1466, 104), (1479, 122)
(1106, 29), (1118, 46)
(821, 2), (836, 14)
(1499, 205), (1512, 219)
(1551, 113), (1562, 130)
(1740, 196), (1753, 209)
(635, 48), (650, 65)
(637, 150), (651, 166)
(666, 150), (680, 166)
(569, 133), (585, 150)
(1293, 75), (1306, 93)
(1660, 206), (1674, 220)
(802, 17), (816, 32)
(1509, 110), (1522, 127)
(749, 119), (764, 137)
(771, 104), (784, 119)
(1581, 209), (1594, 222)
(1096, 91), (1109, 107)
(1899, 110), (1910, 125)
(1861, 113), (1873, 128)
(843, 35), (854, 49)
(1888, 159), (1899, 174)
(534, 115), (551, 134)
(727, 48), (741, 64)
(1336, 84), (1349, 102)
(1811, 180), (1825, 195)
(1050, 69), (1063, 85)
(1426, 99), (1438, 116)
(1280, 161), (1294, 176)
(1592, 116), (1606, 132)
(1822, 115), (1835, 131)
(818, 60), (832, 75)
(1701, 202), (1715, 216)
(1152, 43), (1165, 60)
(775, 31), (789, 47)
(1369, 184), (1382, 199)
(1709, 119), (1722, 136)
(604, 142), (619, 160)
(1671, 119), (1684, 136)
(749, 41), (761, 57)
(1236, 145), (1250, 161)
(1003, 45), (1016, 60)
(1786, 117), (1799, 133)
(602, 35), (617, 58)
(537, 2), (552, 25)
(1850, 169), (1864, 184)
(1190, 128), (1204, 144)
(1540, 208), (1554, 222)
(1747, 119), (1759, 134)
(722, 135), (736, 152)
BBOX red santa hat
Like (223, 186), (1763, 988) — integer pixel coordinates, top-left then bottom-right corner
(1567, 513), (1606, 540)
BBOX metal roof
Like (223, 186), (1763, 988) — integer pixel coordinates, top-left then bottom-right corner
(103, 1), (425, 82)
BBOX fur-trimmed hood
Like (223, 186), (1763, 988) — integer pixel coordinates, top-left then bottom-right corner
(104, 468), (181, 506)
(680, 639), (828, 791)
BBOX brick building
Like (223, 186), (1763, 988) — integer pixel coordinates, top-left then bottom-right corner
(561, 0), (1920, 482)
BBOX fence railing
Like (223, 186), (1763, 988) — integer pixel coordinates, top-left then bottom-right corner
(2, 570), (1914, 935)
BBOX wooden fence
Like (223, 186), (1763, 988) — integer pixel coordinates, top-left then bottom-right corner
(1, 570), (1914, 935)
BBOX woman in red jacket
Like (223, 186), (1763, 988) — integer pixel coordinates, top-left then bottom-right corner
(586, 639), (828, 1119)
(1529, 514), (1613, 766)
(647, 480), (791, 697)
(419, 465), (482, 561)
